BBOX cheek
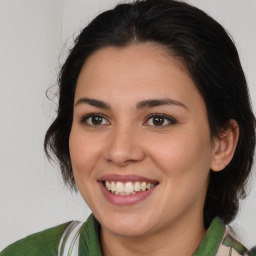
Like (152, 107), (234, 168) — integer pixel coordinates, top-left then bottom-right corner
(69, 126), (103, 209)
(148, 128), (213, 179)
(69, 126), (102, 177)
(151, 131), (212, 208)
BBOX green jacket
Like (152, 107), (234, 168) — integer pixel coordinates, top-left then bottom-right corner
(1, 215), (255, 256)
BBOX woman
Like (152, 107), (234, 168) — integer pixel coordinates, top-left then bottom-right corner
(1, 0), (255, 255)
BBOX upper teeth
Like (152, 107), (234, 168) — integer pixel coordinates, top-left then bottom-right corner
(105, 181), (156, 195)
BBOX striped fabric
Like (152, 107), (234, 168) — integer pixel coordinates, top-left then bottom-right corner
(58, 221), (83, 256)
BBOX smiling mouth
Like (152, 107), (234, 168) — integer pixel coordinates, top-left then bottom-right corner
(103, 181), (158, 196)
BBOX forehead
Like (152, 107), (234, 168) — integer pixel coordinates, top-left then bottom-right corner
(78, 43), (187, 82)
(75, 43), (203, 109)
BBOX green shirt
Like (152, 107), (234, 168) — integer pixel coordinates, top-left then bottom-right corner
(1, 215), (254, 256)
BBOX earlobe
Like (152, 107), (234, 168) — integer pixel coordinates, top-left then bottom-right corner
(210, 120), (239, 172)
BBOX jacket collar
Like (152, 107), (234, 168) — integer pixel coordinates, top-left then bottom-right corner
(79, 214), (226, 256)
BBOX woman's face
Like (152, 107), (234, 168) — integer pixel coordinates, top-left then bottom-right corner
(69, 43), (218, 238)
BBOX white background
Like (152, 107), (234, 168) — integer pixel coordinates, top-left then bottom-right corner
(0, 0), (255, 250)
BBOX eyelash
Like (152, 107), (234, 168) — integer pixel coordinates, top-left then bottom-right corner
(79, 113), (177, 128)
(145, 113), (177, 127)
(80, 113), (109, 127)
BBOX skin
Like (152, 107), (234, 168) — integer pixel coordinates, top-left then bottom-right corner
(69, 43), (238, 256)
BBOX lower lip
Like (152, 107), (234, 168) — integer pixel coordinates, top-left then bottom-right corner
(99, 182), (157, 206)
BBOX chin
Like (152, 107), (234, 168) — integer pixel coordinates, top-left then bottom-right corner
(106, 222), (152, 238)
(99, 211), (156, 238)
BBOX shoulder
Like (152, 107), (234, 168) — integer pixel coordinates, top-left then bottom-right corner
(195, 217), (255, 256)
(0, 222), (71, 256)
(217, 229), (256, 256)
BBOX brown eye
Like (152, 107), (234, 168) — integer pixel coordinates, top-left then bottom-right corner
(152, 116), (164, 126)
(80, 114), (109, 126)
(145, 114), (176, 127)
(91, 116), (103, 125)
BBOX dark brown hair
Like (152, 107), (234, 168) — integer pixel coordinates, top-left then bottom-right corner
(44, 0), (256, 227)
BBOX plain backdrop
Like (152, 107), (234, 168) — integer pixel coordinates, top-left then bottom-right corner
(0, 0), (255, 250)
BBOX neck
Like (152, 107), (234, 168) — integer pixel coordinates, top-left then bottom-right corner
(100, 213), (206, 256)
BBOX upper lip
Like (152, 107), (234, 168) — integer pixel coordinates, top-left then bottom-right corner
(98, 174), (159, 183)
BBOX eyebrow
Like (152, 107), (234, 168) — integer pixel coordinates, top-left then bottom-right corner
(75, 97), (187, 110)
(75, 98), (111, 109)
(136, 98), (187, 110)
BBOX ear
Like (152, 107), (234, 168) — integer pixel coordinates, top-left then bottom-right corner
(210, 120), (239, 172)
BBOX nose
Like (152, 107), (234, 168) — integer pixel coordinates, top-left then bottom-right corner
(103, 125), (146, 166)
